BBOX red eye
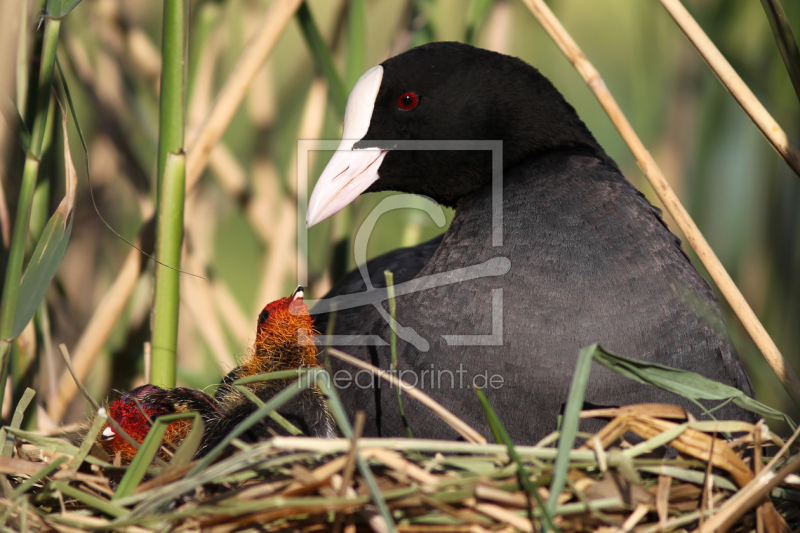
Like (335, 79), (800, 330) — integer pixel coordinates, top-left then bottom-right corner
(398, 92), (418, 110)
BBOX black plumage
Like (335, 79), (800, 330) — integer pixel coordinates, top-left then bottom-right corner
(309, 42), (755, 443)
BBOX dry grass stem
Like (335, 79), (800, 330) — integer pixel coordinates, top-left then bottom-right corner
(180, 250), (236, 369)
(521, 0), (800, 411)
(187, 27), (221, 129)
(184, 27), (252, 202)
(247, 159), (282, 245)
(0, 0), (21, 118)
(328, 348), (487, 444)
(256, 77), (327, 311)
(268, 436), (580, 457)
(656, 474), (671, 527)
(208, 144), (248, 199)
(5, 405), (800, 532)
(469, 502), (533, 532)
(126, 28), (162, 83)
(622, 502), (649, 531)
(333, 412), (365, 533)
(754, 421), (766, 533)
(186, 0), (303, 190)
(658, 0), (800, 178)
(210, 280), (252, 346)
(697, 452), (800, 533)
(51, 247), (142, 422)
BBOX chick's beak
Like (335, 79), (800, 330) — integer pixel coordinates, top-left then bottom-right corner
(289, 286), (309, 316)
(291, 286), (304, 301)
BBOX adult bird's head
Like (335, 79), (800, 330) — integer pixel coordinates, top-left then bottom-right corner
(306, 41), (607, 226)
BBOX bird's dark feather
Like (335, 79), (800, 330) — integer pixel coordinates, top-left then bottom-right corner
(318, 153), (754, 443)
(311, 42), (755, 443)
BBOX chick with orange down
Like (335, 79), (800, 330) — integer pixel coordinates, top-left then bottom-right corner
(97, 287), (334, 462)
(216, 286), (335, 440)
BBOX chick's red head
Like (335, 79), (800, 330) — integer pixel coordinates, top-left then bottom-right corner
(106, 385), (171, 441)
(256, 286), (309, 328)
(98, 385), (176, 462)
(247, 286), (319, 374)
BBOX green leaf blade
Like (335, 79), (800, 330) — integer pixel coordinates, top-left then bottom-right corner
(546, 344), (595, 516)
(45, 0), (85, 19)
(12, 113), (77, 339)
(591, 345), (795, 428)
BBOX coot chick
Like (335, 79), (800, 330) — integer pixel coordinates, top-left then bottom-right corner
(98, 384), (219, 462)
(306, 42), (755, 443)
(98, 288), (334, 462)
(216, 286), (335, 439)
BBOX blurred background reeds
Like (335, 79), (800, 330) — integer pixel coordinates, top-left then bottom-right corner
(1, 0), (800, 432)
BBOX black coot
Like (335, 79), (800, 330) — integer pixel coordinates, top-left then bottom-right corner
(306, 42), (755, 443)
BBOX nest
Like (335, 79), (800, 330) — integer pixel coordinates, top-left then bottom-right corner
(2, 404), (799, 533)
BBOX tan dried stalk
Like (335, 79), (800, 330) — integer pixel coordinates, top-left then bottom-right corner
(180, 248), (237, 369)
(521, 0), (800, 410)
(255, 78), (328, 313)
(328, 348), (487, 445)
(697, 451), (800, 533)
(659, 0), (800, 178)
(186, 0), (303, 189)
(51, 247), (142, 422)
(211, 281), (251, 345)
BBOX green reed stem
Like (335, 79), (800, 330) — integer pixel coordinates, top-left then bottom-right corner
(759, 0), (800, 104)
(0, 17), (61, 416)
(345, 0), (366, 90)
(150, 0), (187, 388)
(29, 19), (60, 159)
(384, 270), (412, 438)
(296, 2), (347, 115)
(151, 152), (186, 387)
(155, 0), (186, 202)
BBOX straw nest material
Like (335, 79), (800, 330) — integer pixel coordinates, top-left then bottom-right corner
(1, 403), (799, 533)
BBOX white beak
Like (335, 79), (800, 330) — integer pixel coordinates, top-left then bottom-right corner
(306, 65), (386, 227)
(291, 286), (304, 302)
(306, 148), (387, 227)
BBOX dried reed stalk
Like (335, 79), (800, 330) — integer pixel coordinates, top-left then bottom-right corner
(255, 77), (328, 313)
(186, 0), (303, 189)
(328, 348), (487, 444)
(659, 0), (800, 178)
(521, 0), (800, 410)
(51, 247), (142, 422)
(180, 249), (236, 369)
(697, 451), (800, 533)
(211, 281), (251, 345)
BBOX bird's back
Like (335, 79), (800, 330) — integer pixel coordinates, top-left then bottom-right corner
(324, 152), (754, 443)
